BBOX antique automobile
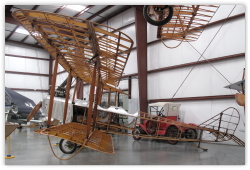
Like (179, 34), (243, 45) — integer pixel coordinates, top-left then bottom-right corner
(133, 102), (198, 145)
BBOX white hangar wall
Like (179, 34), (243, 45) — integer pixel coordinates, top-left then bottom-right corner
(5, 42), (50, 104)
(146, 5), (246, 144)
(5, 5), (244, 144)
(110, 5), (245, 144)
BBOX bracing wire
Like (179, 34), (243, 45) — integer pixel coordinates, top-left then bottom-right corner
(231, 68), (245, 83)
(171, 5), (236, 98)
(187, 41), (232, 84)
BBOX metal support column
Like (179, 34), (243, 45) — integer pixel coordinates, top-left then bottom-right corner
(128, 76), (132, 99)
(134, 5), (148, 113)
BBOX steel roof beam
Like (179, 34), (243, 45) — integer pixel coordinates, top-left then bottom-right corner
(6, 40), (44, 49)
(5, 25), (19, 41)
(98, 5), (131, 24)
(87, 5), (114, 20)
(54, 5), (66, 13)
(74, 5), (94, 17)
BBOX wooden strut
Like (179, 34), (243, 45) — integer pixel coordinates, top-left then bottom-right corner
(47, 55), (59, 127)
(72, 78), (79, 104)
(192, 144), (208, 151)
(86, 63), (97, 138)
(114, 91), (118, 106)
(216, 112), (223, 141)
(98, 84), (104, 105)
(106, 112), (112, 132)
(92, 67), (102, 131)
(63, 72), (72, 124)
(86, 18), (101, 138)
(77, 81), (84, 100)
(192, 129), (208, 151)
(108, 88), (111, 107)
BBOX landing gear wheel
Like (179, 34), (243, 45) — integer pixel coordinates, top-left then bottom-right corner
(143, 5), (174, 26)
(98, 111), (107, 118)
(146, 121), (157, 134)
(59, 139), (77, 154)
(166, 126), (179, 145)
(133, 127), (142, 140)
(185, 129), (197, 139)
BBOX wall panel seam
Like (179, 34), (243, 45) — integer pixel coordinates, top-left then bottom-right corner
(8, 88), (48, 92)
(122, 53), (245, 78)
(148, 95), (235, 103)
(5, 71), (49, 77)
(5, 54), (50, 61)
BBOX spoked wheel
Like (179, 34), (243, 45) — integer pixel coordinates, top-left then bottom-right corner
(166, 126), (179, 145)
(59, 139), (77, 154)
(143, 5), (174, 26)
(98, 111), (107, 118)
(146, 120), (157, 134)
(133, 127), (142, 140)
(185, 129), (198, 139)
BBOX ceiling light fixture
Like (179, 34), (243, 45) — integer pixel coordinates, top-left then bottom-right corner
(66, 5), (87, 11)
(15, 27), (29, 35)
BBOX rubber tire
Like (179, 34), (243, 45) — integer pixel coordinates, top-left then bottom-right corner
(166, 126), (179, 145)
(143, 5), (174, 26)
(146, 120), (157, 134)
(133, 127), (142, 140)
(185, 129), (198, 139)
(59, 139), (77, 154)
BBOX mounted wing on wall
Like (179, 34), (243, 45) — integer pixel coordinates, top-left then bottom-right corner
(158, 5), (219, 41)
(144, 5), (219, 48)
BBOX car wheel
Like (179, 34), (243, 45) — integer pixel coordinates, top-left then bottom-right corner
(166, 126), (179, 145)
(146, 120), (157, 134)
(133, 127), (142, 140)
(185, 129), (198, 139)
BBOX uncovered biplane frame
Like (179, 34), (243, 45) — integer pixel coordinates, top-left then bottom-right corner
(12, 9), (244, 156)
(158, 5), (219, 41)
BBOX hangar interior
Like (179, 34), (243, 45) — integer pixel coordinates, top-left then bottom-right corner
(4, 5), (245, 165)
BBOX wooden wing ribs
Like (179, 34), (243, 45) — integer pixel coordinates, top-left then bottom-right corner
(158, 5), (219, 41)
(12, 10), (134, 91)
(12, 9), (134, 155)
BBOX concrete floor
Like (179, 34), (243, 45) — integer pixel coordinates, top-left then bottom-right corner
(5, 125), (245, 165)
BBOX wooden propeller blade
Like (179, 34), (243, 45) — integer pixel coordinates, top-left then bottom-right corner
(27, 101), (42, 122)
(235, 93), (245, 106)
